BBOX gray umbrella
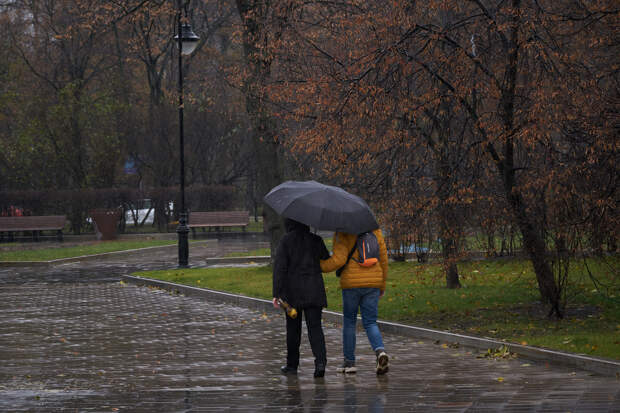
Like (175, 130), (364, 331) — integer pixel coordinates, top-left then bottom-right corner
(263, 180), (379, 234)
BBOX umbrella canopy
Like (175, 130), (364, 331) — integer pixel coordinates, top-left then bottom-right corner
(263, 180), (379, 234)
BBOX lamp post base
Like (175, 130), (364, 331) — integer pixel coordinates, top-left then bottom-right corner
(177, 212), (189, 268)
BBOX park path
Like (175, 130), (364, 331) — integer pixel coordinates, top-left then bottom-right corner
(0, 240), (619, 412)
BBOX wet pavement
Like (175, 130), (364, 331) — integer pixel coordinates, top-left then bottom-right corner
(1, 240), (619, 412)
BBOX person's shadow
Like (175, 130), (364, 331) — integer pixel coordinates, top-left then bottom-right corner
(284, 375), (303, 410)
(370, 375), (389, 412)
(311, 378), (328, 410)
(344, 375), (389, 413)
(344, 380), (357, 413)
(283, 375), (330, 411)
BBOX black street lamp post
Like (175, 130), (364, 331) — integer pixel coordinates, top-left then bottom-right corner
(175, 1), (199, 267)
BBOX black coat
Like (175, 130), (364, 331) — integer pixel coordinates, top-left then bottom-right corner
(272, 220), (330, 309)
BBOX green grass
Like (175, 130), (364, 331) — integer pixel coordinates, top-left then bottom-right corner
(0, 240), (179, 261)
(134, 256), (620, 360)
(225, 248), (271, 257)
(224, 238), (333, 258)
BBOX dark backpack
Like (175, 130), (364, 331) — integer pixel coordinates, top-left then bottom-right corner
(336, 232), (380, 277)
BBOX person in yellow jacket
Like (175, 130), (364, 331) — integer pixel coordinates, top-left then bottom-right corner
(320, 229), (389, 374)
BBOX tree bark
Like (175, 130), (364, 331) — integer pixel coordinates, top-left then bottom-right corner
(508, 189), (562, 317)
(236, 0), (285, 259)
(442, 238), (461, 289)
(493, 0), (562, 318)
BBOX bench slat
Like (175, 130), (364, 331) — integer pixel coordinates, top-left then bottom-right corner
(188, 211), (249, 225)
(188, 211), (249, 228)
(0, 216), (67, 231)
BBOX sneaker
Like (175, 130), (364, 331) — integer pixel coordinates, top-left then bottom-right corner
(337, 359), (356, 374)
(375, 350), (389, 375)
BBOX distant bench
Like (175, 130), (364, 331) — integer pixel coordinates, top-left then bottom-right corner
(188, 211), (250, 238)
(0, 215), (67, 242)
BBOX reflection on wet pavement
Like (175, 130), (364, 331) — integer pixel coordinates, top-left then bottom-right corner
(0, 239), (619, 411)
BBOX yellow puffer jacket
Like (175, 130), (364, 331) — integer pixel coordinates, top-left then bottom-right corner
(320, 229), (388, 292)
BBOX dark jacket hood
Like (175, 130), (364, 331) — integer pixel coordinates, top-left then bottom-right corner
(285, 218), (309, 233)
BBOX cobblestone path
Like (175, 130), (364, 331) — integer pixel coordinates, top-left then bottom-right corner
(0, 241), (618, 411)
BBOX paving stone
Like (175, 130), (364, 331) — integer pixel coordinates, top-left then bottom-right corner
(1, 240), (619, 411)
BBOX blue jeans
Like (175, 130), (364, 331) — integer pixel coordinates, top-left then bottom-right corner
(342, 288), (384, 362)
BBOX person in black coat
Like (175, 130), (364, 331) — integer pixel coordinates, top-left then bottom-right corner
(273, 218), (330, 377)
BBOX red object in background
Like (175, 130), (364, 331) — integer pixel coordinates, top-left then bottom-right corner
(2, 206), (24, 217)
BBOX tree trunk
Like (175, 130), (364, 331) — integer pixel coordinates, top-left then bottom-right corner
(250, 112), (284, 261)
(509, 191), (563, 317)
(493, 0), (562, 318)
(236, 0), (285, 260)
(437, 193), (461, 289)
(442, 238), (461, 289)
(445, 263), (460, 289)
(435, 130), (461, 289)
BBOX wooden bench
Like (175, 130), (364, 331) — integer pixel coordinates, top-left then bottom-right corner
(0, 215), (67, 242)
(188, 211), (250, 238)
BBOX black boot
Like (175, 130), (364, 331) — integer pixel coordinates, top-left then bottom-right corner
(314, 360), (326, 378)
(281, 365), (297, 375)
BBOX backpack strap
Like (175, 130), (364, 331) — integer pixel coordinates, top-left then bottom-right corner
(336, 240), (357, 277)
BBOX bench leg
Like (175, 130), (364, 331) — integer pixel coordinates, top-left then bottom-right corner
(33, 230), (39, 242)
(57, 230), (63, 242)
(191, 228), (196, 239)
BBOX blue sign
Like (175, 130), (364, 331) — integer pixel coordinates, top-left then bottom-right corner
(124, 159), (137, 175)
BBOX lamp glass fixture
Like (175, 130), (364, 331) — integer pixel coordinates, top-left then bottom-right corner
(175, 23), (199, 55)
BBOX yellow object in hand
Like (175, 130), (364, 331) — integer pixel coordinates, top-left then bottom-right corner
(277, 298), (298, 319)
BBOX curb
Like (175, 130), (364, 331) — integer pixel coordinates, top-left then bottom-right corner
(121, 275), (620, 378)
(0, 240), (216, 267)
